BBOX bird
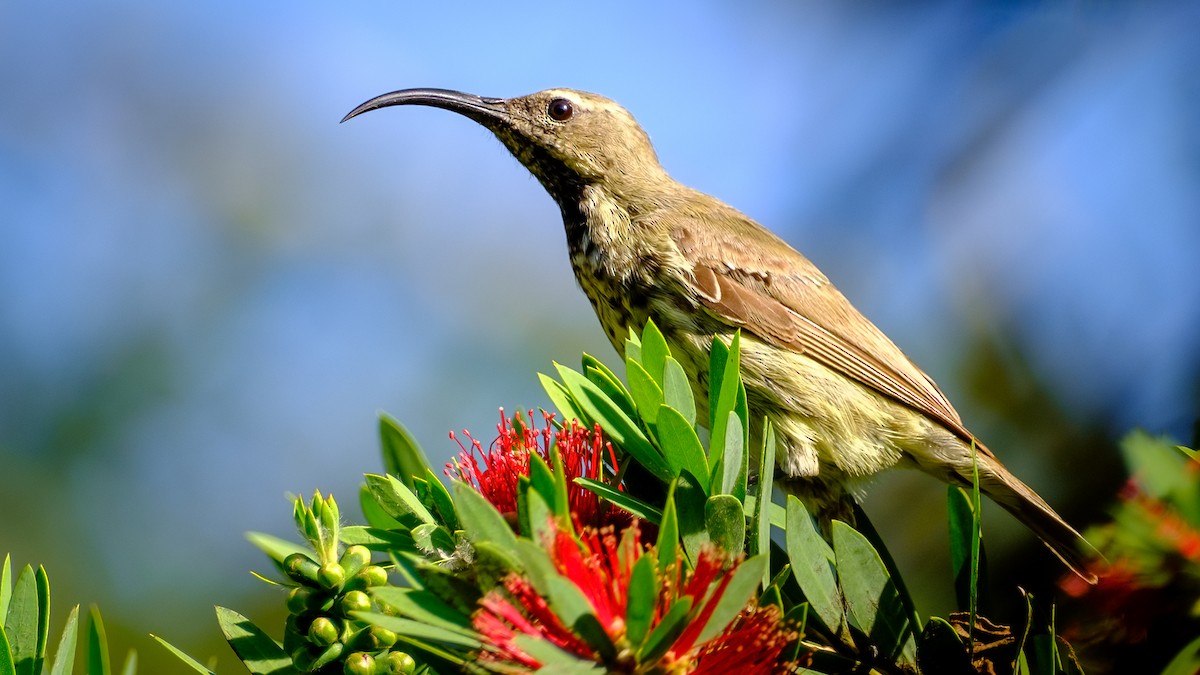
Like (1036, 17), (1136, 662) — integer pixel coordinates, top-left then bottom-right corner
(341, 87), (1098, 582)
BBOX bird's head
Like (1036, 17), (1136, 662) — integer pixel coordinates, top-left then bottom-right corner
(342, 88), (668, 202)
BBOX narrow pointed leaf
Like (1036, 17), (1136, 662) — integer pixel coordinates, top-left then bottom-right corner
(574, 478), (662, 524)
(118, 652), (136, 675)
(453, 481), (519, 551)
(215, 607), (292, 675)
(1160, 632), (1200, 675)
(365, 474), (436, 525)
(784, 497), (844, 637)
(353, 613), (481, 651)
(656, 488), (680, 575)
(512, 636), (604, 672)
(832, 521), (915, 664)
(540, 373), (586, 424)
(369, 588), (476, 632)
(695, 554), (769, 645)
(360, 484), (402, 530)
(33, 568), (48, 665)
(708, 332), (742, 471)
(86, 606), (109, 675)
(655, 405), (708, 484)
(584, 361), (637, 422)
(244, 532), (306, 565)
(48, 606), (78, 675)
(151, 634), (214, 674)
(5, 566), (38, 675)
(662, 357), (696, 426)
(752, 420), (777, 588)
(423, 468), (460, 531)
(624, 555), (658, 648)
(625, 359), (663, 424)
(675, 471), (711, 564)
(716, 411), (747, 500)
(339, 525), (415, 551)
(0, 555), (11, 622)
(379, 414), (431, 488)
(555, 364), (671, 480)
(0, 626), (14, 675)
(639, 318), (670, 385)
(850, 503), (921, 644)
(637, 598), (693, 664)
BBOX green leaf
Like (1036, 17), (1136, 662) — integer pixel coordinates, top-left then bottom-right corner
(915, 617), (969, 675)
(452, 481), (519, 551)
(675, 471), (711, 564)
(215, 607), (292, 675)
(512, 636), (604, 672)
(661, 357), (696, 427)
(655, 406), (709, 485)
(379, 414), (432, 488)
(422, 469), (461, 531)
(695, 554), (768, 645)
(244, 532), (307, 565)
(539, 373), (586, 424)
(636, 597), (693, 664)
(624, 330), (642, 363)
(0, 626), (14, 675)
(1161, 632), (1200, 675)
(360, 484), (402, 530)
(5, 565), (38, 675)
(555, 364), (672, 481)
(584, 363), (638, 423)
(784, 497), (845, 638)
(86, 606), (109, 675)
(1121, 430), (1200, 521)
(625, 359), (664, 425)
(833, 521), (915, 664)
(704, 495), (746, 557)
(33, 568), (48, 667)
(948, 486), (988, 614)
(541, 575), (615, 661)
(624, 555), (658, 649)
(527, 453), (561, 518)
(639, 318), (670, 385)
(708, 332), (743, 473)
(370, 588), (475, 633)
(574, 478), (663, 524)
(364, 474), (436, 526)
(118, 652), (136, 675)
(714, 411), (747, 500)
(751, 419), (777, 587)
(48, 606), (78, 675)
(150, 634), (214, 674)
(656, 489), (680, 575)
(0, 555), (10, 623)
(850, 503), (922, 650)
(353, 613), (481, 651)
(339, 526), (415, 551)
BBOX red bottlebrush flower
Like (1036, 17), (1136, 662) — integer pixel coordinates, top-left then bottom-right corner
(471, 522), (798, 674)
(447, 409), (625, 530)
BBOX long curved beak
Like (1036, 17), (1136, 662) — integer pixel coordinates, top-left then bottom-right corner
(341, 88), (510, 126)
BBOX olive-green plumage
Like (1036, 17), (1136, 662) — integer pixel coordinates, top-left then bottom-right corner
(343, 87), (1098, 582)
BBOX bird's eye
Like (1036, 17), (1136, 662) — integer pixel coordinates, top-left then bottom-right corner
(548, 98), (574, 121)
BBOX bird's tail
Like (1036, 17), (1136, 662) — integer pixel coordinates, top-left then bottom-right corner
(970, 452), (1100, 584)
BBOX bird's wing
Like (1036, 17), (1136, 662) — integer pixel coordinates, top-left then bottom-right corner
(668, 211), (978, 446)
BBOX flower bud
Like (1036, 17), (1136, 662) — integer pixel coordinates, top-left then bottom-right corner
(339, 545), (372, 578)
(317, 562), (346, 589)
(286, 587), (308, 614)
(344, 652), (377, 675)
(381, 651), (416, 674)
(339, 590), (372, 616)
(308, 616), (340, 646)
(356, 565), (388, 588)
(366, 626), (397, 649)
(284, 553), (321, 585)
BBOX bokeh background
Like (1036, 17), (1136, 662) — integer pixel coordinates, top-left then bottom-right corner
(2, 1), (1197, 671)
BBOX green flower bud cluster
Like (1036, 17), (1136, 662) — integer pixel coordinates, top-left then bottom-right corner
(282, 536), (414, 672)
